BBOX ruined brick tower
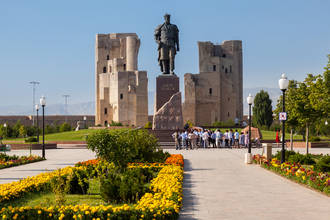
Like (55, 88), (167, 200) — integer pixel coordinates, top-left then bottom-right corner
(183, 40), (243, 126)
(95, 33), (148, 126)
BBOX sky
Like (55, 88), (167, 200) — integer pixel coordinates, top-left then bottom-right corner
(0, 0), (329, 110)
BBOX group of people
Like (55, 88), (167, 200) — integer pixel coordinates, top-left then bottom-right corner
(172, 129), (253, 150)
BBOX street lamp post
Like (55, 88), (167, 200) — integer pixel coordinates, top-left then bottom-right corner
(83, 116), (87, 129)
(40, 96), (46, 159)
(245, 94), (253, 164)
(35, 104), (40, 143)
(3, 123), (7, 139)
(279, 74), (289, 163)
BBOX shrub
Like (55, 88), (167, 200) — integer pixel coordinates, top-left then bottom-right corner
(269, 123), (281, 132)
(309, 136), (321, 142)
(25, 137), (38, 143)
(110, 121), (123, 126)
(51, 174), (69, 205)
(86, 129), (169, 169)
(315, 155), (330, 172)
(66, 168), (89, 194)
(50, 168), (89, 205)
(100, 167), (153, 204)
(19, 125), (27, 137)
(45, 125), (56, 134)
(144, 121), (152, 129)
(274, 150), (296, 161)
(260, 125), (269, 131)
(25, 126), (38, 137)
(288, 153), (316, 165)
(0, 153), (19, 161)
(59, 122), (71, 132)
(12, 121), (22, 138)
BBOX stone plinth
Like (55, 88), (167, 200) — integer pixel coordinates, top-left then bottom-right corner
(152, 92), (183, 130)
(154, 75), (179, 112)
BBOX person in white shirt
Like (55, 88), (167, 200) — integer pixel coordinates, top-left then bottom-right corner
(228, 129), (233, 147)
(215, 129), (222, 148)
(202, 130), (209, 148)
(224, 130), (229, 147)
(234, 130), (240, 148)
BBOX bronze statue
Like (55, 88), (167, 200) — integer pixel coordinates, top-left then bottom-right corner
(154, 14), (179, 75)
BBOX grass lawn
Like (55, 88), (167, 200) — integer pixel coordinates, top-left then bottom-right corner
(0, 179), (128, 208)
(4, 128), (328, 142)
(214, 128), (304, 140)
(4, 129), (98, 142)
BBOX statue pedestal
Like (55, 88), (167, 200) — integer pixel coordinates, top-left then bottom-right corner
(153, 74), (182, 130)
(154, 74), (179, 112)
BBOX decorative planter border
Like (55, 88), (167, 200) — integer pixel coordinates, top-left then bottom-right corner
(0, 154), (184, 219)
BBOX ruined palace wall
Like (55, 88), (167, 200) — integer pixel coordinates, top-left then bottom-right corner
(183, 40), (243, 126)
(95, 33), (148, 126)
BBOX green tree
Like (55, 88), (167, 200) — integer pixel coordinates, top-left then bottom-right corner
(45, 124), (56, 134)
(12, 121), (22, 138)
(59, 122), (71, 132)
(275, 74), (330, 153)
(0, 124), (8, 138)
(19, 125), (27, 137)
(274, 55), (330, 154)
(252, 90), (273, 128)
(86, 129), (168, 170)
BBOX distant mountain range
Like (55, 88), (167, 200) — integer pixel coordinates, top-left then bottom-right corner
(243, 87), (281, 114)
(0, 88), (280, 116)
(0, 102), (95, 115)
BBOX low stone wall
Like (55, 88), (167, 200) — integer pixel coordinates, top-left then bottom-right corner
(88, 126), (135, 130)
(7, 143), (57, 150)
(48, 141), (86, 144)
(262, 141), (329, 148)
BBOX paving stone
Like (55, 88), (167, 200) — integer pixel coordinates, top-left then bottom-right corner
(165, 148), (330, 220)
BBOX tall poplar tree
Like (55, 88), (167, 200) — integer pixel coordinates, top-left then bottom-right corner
(252, 90), (273, 128)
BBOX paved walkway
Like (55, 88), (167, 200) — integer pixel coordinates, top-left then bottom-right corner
(0, 147), (95, 184)
(1, 147), (329, 219)
(169, 148), (330, 220)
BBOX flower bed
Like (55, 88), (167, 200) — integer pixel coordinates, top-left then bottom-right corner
(0, 154), (184, 219)
(253, 155), (330, 195)
(0, 166), (86, 203)
(165, 154), (184, 167)
(0, 154), (44, 170)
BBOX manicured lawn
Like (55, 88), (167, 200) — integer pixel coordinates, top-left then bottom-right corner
(6, 192), (106, 207)
(4, 129), (98, 142)
(4, 128), (328, 142)
(261, 130), (303, 140)
(214, 128), (304, 140)
(0, 179), (127, 208)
